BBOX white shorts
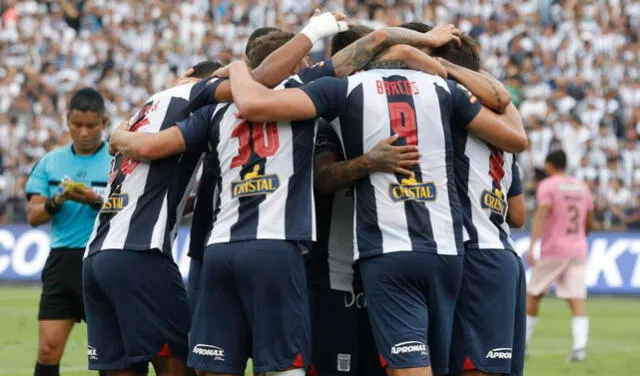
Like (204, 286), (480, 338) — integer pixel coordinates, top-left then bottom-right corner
(527, 257), (587, 299)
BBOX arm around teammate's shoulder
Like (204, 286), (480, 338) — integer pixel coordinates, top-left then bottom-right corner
(109, 127), (186, 161)
(467, 103), (528, 153)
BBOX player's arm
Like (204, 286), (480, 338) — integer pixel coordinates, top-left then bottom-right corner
(506, 160), (526, 228)
(109, 127), (186, 161)
(527, 204), (550, 265)
(586, 209), (596, 233)
(331, 24), (461, 77)
(25, 161), (60, 226)
(364, 45), (447, 78)
(466, 103), (527, 153)
(438, 58), (511, 114)
(315, 134), (420, 193)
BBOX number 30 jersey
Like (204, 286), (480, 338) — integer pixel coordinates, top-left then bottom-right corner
(177, 60), (335, 245)
(300, 70), (482, 260)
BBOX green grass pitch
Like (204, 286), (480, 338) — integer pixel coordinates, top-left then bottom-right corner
(1, 285), (639, 375)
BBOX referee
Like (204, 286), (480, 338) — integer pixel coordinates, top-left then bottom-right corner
(25, 88), (111, 376)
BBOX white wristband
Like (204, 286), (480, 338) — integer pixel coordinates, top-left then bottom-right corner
(300, 12), (349, 45)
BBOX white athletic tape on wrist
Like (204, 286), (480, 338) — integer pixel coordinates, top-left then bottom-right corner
(301, 12), (349, 44)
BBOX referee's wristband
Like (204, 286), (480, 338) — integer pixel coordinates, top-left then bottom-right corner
(44, 196), (62, 215)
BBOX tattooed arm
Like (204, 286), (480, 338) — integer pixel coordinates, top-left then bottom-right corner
(365, 45), (447, 77)
(438, 58), (511, 114)
(315, 135), (420, 193)
(331, 24), (461, 77)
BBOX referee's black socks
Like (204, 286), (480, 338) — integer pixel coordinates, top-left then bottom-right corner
(34, 363), (58, 376)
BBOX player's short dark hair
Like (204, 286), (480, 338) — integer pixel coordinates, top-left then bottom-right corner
(69, 87), (105, 116)
(545, 150), (567, 171)
(245, 27), (281, 57)
(190, 61), (223, 78)
(330, 24), (374, 55)
(399, 22), (481, 72)
(248, 30), (296, 69)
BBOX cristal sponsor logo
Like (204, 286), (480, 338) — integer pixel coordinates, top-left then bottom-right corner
(193, 344), (225, 361)
(88, 346), (98, 360)
(391, 341), (428, 355)
(230, 165), (279, 199)
(481, 189), (507, 216)
(389, 177), (437, 202)
(101, 193), (129, 213)
(486, 348), (512, 359)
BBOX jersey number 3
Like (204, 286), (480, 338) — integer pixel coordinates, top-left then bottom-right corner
(230, 121), (280, 168)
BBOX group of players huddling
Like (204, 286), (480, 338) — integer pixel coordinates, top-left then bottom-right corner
(85, 10), (530, 376)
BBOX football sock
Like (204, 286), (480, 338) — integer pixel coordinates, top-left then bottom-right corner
(572, 316), (589, 350)
(526, 315), (538, 345)
(34, 363), (59, 376)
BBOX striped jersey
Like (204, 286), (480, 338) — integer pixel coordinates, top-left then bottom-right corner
(87, 79), (222, 257)
(177, 60), (335, 245)
(452, 130), (522, 252)
(309, 120), (355, 292)
(188, 152), (218, 262)
(300, 70), (482, 260)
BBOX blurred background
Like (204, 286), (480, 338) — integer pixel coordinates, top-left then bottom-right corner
(0, 0), (639, 375)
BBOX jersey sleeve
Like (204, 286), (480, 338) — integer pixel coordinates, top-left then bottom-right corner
(186, 77), (225, 112)
(25, 159), (49, 199)
(300, 76), (349, 122)
(536, 180), (553, 206)
(507, 160), (523, 197)
(315, 119), (343, 158)
(297, 59), (335, 84)
(447, 80), (482, 129)
(177, 105), (218, 153)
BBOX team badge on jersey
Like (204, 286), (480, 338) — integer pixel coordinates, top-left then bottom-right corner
(481, 189), (506, 216)
(231, 164), (280, 199)
(101, 193), (129, 213)
(389, 176), (437, 202)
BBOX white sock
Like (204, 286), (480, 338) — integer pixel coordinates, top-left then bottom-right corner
(526, 315), (538, 345)
(572, 316), (589, 350)
(266, 369), (305, 376)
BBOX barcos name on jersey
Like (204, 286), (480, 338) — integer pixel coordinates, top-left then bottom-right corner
(231, 164), (280, 199)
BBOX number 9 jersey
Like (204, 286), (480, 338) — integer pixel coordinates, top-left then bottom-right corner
(177, 61), (336, 245)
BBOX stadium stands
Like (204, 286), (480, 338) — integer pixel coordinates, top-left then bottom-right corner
(0, 0), (639, 229)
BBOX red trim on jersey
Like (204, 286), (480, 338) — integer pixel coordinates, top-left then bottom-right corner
(291, 353), (305, 368)
(463, 356), (476, 371)
(307, 364), (318, 376)
(379, 354), (388, 368)
(158, 343), (173, 357)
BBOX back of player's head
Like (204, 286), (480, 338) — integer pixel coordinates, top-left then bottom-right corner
(545, 150), (567, 171)
(245, 27), (281, 57)
(190, 61), (223, 79)
(399, 22), (481, 72)
(69, 87), (105, 116)
(248, 30), (296, 69)
(330, 24), (374, 56)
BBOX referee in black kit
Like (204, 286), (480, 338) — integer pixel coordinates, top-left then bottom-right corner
(25, 88), (112, 376)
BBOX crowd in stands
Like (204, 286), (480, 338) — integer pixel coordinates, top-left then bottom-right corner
(1, 0), (639, 230)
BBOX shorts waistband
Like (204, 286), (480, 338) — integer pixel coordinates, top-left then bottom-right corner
(50, 247), (85, 252)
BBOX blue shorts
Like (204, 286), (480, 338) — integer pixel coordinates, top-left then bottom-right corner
(187, 257), (202, 315)
(83, 249), (190, 370)
(360, 252), (463, 373)
(188, 240), (310, 374)
(307, 267), (385, 376)
(449, 250), (526, 376)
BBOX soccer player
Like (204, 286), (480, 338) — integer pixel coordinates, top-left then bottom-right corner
(525, 149), (594, 362)
(401, 26), (528, 376)
(25, 88), (111, 376)
(109, 24), (463, 376)
(224, 46), (527, 376)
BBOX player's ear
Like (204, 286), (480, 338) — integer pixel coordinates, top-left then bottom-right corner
(102, 115), (111, 130)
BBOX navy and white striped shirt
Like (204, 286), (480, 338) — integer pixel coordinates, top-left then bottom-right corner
(177, 60), (335, 246)
(301, 70), (482, 260)
(87, 79), (222, 257)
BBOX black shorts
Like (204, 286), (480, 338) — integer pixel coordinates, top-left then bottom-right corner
(38, 248), (85, 322)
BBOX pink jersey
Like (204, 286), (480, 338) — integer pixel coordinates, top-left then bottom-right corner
(536, 175), (593, 258)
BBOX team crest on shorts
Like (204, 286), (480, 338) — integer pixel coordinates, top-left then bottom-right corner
(231, 165), (279, 199)
(101, 193), (129, 213)
(389, 176), (436, 202)
(480, 189), (506, 216)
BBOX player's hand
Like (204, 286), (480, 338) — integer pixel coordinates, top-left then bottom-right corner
(526, 250), (536, 266)
(61, 181), (101, 205)
(424, 24), (462, 48)
(301, 11), (350, 44)
(366, 134), (421, 177)
(212, 64), (231, 79)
